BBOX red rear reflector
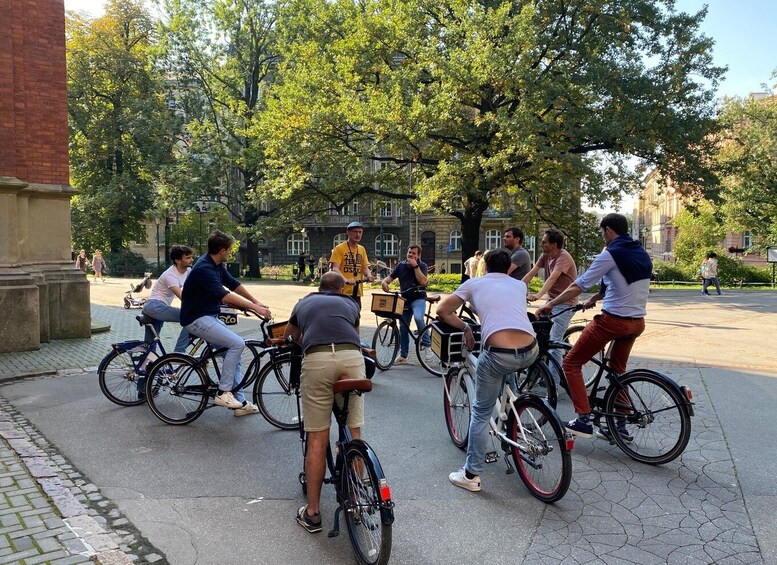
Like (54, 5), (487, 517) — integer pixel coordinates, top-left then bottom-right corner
(379, 478), (391, 501)
(683, 386), (693, 400)
(566, 436), (575, 451)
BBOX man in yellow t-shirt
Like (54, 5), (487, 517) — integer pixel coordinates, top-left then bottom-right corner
(330, 221), (376, 307)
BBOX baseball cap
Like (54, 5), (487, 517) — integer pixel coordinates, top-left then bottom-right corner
(346, 221), (364, 230)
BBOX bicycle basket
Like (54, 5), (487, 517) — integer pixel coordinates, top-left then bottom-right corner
(371, 293), (405, 318)
(531, 319), (553, 348)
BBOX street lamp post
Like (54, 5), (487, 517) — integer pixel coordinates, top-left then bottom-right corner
(379, 203), (385, 262)
(155, 217), (161, 268)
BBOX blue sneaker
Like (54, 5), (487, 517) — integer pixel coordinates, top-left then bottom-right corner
(595, 421), (634, 443)
(565, 416), (593, 438)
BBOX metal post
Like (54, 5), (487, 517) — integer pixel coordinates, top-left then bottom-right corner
(155, 218), (161, 268)
(379, 205), (385, 262)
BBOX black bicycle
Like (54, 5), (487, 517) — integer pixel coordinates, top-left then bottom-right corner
(294, 352), (394, 564)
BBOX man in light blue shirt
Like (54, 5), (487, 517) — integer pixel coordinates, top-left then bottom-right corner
(536, 213), (652, 441)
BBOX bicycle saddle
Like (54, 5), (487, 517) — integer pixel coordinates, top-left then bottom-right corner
(426, 295), (441, 303)
(334, 378), (373, 395)
(135, 315), (154, 326)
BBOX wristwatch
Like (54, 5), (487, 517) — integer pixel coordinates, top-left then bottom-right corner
(412, 265), (419, 269)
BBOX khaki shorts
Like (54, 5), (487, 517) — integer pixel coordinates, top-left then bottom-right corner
(301, 348), (366, 432)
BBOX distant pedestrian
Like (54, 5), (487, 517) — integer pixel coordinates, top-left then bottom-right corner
(74, 249), (90, 272)
(463, 250), (482, 281)
(476, 250), (490, 278)
(297, 252), (307, 282)
(92, 250), (107, 282)
(307, 255), (316, 279)
(701, 252), (722, 295)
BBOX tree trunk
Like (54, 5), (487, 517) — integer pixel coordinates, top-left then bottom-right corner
(456, 199), (489, 283)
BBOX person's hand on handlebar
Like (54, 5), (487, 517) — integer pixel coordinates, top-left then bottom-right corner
(535, 302), (551, 317)
(381, 280), (391, 292)
(527, 293), (540, 302)
(250, 302), (271, 319)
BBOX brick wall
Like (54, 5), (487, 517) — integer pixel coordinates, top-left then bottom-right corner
(0, 0), (69, 185)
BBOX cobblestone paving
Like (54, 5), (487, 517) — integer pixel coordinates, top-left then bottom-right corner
(524, 362), (764, 564)
(0, 394), (164, 564)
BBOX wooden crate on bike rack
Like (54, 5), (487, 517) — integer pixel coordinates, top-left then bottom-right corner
(430, 320), (481, 363)
(371, 293), (405, 318)
(218, 306), (239, 326)
(267, 320), (288, 339)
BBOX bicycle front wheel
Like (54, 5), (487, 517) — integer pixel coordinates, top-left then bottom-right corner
(604, 370), (692, 465)
(508, 396), (571, 503)
(341, 442), (392, 565)
(416, 323), (443, 377)
(371, 320), (399, 370)
(515, 361), (557, 408)
(253, 355), (301, 430)
(146, 354), (209, 425)
(98, 348), (145, 407)
(443, 366), (471, 450)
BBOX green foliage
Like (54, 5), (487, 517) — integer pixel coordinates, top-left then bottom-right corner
(104, 249), (150, 278)
(167, 208), (240, 256)
(652, 260), (695, 282)
(67, 1), (178, 253)
(671, 201), (726, 265)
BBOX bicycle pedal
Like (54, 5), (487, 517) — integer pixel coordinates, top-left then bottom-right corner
(504, 458), (515, 475)
(485, 451), (499, 464)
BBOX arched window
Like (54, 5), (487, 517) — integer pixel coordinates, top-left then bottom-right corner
(485, 229), (501, 250)
(449, 230), (462, 251)
(333, 233), (348, 248)
(287, 233), (309, 256)
(375, 233), (399, 258)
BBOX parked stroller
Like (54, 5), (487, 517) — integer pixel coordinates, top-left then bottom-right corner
(123, 272), (153, 309)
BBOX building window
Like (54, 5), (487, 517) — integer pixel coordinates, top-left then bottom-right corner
(333, 233), (348, 248)
(449, 230), (462, 251)
(743, 231), (752, 248)
(329, 199), (359, 216)
(485, 230), (501, 250)
(287, 233), (309, 256)
(375, 233), (399, 258)
(377, 200), (395, 217)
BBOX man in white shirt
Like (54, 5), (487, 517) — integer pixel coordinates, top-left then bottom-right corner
(142, 245), (194, 353)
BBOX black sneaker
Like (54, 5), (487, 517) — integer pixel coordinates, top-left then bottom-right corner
(296, 505), (322, 533)
(565, 416), (593, 438)
(595, 421), (634, 443)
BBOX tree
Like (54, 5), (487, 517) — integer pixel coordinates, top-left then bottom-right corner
(716, 92), (777, 248)
(671, 200), (726, 266)
(67, 0), (178, 253)
(257, 0), (724, 268)
(158, 0), (279, 276)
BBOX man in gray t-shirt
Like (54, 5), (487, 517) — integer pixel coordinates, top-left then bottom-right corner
(503, 227), (532, 280)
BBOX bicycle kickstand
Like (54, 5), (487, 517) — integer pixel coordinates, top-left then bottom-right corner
(328, 506), (343, 538)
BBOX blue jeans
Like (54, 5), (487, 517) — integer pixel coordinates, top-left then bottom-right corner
(702, 277), (722, 295)
(400, 299), (430, 358)
(184, 315), (246, 402)
(142, 299), (190, 353)
(464, 344), (539, 475)
(547, 304), (575, 376)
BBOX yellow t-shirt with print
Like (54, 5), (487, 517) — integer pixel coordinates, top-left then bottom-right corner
(330, 242), (368, 297)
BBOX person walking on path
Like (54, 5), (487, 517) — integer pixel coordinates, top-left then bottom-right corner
(436, 249), (538, 492)
(463, 250), (482, 281)
(503, 227), (532, 280)
(330, 221), (375, 308)
(75, 249), (90, 272)
(284, 271), (367, 533)
(297, 252), (307, 282)
(701, 252), (722, 295)
(522, 228), (578, 375)
(180, 230), (272, 416)
(536, 213), (652, 442)
(91, 250), (107, 282)
(380, 244), (432, 365)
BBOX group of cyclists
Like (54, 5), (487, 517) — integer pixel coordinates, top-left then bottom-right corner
(139, 212), (652, 528)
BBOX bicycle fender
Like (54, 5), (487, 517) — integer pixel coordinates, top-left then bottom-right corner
(619, 369), (695, 417)
(348, 439), (395, 525)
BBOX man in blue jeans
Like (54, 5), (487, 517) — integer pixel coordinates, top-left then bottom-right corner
(380, 244), (432, 365)
(436, 249), (538, 492)
(180, 230), (271, 416)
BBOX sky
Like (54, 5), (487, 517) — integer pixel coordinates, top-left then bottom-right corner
(64, 0), (777, 213)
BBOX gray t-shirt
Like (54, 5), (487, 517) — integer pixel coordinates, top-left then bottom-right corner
(289, 291), (361, 352)
(509, 246), (532, 280)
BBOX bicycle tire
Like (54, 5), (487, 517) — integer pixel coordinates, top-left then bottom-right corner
(253, 355), (301, 430)
(372, 320), (399, 370)
(443, 366), (471, 450)
(415, 323), (443, 377)
(98, 348), (146, 407)
(341, 442), (392, 565)
(604, 370), (691, 465)
(515, 361), (557, 409)
(562, 325), (602, 390)
(541, 352), (568, 394)
(202, 342), (263, 393)
(507, 395), (571, 503)
(145, 354), (209, 425)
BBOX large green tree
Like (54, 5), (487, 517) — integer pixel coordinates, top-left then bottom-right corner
(258, 0), (724, 264)
(716, 92), (777, 248)
(158, 0), (279, 276)
(68, 0), (178, 253)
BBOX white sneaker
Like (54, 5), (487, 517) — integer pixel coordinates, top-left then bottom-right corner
(448, 468), (481, 492)
(234, 401), (260, 417)
(421, 347), (436, 363)
(214, 391), (243, 409)
(395, 357), (409, 365)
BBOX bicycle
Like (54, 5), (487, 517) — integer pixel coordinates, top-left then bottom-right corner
(294, 357), (394, 564)
(442, 346), (573, 503)
(97, 314), (203, 406)
(557, 325), (695, 464)
(144, 314), (277, 425)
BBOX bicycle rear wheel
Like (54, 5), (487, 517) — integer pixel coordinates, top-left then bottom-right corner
(146, 354), (209, 425)
(341, 442), (392, 565)
(443, 366), (471, 450)
(507, 396), (571, 503)
(372, 320), (399, 370)
(98, 348), (145, 406)
(514, 362), (557, 408)
(415, 323), (443, 377)
(253, 355), (301, 430)
(604, 370), (691, 465)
